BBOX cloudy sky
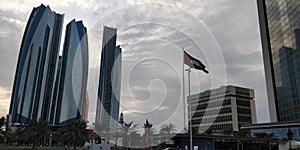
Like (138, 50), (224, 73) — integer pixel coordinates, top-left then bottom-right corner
(0, 0), (269, 132)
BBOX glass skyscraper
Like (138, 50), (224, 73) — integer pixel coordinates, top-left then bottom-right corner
(56, 20), (89, 125)
(257, 0), (300, 122)
(8, 4), (64, 125)
(96, 26), (122, 132)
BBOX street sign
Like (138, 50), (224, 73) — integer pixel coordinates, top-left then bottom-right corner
(89, 130), (96, 137)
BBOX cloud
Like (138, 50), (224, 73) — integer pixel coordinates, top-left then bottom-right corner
(0, 0), (270, 129)
(0, 87), (11, 117)
(199, 0), (269, 122)
(0, 16), (25, 88)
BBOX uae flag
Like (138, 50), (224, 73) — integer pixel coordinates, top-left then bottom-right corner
(184, 51), (209, 74)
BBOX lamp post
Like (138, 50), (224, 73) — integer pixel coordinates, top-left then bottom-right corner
(49, 133), (52, 147)
(287, 128), (293, 150)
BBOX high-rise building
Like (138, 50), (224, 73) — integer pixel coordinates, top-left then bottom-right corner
(257, 0), (300, 122)
(188, 85), (257, 134)
(49, 56), (62, 125)
(56, 20), (89, 125)
(96, 26), (122, 132)
(8, 4), (64, 125)
(84, 91), (89, 121)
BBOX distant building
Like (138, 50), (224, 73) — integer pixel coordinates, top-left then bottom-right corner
(95, 26), (122, 132)
(56, 20), (88, 125)
(188, 85), (257, 134)
(8, 4), (64, 125)
(257, 0), (300, 122)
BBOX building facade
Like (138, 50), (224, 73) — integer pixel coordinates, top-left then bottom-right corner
(188, 85), (257, 134)
(242, 121), (300, 141)
(49, 56), (62, 125)
(257, 0), (300, 122)
(8, 4), (64, 125)
(96, 26), (122, 132)
(56, 20), (89, 125)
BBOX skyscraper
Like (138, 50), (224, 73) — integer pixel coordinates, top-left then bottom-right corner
(96, 26), (122, 132)
(49, 56), (62, 125)
(8, 4), (64, 125)
(56, 20), (89, 125)
(257, 0), (300, 122)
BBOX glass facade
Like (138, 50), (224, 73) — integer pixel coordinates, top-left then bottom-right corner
(9, 4), (63, 125)
(257, 0), (300, 121)
(56, 20), (88, 125)
(96, 26), (122, 132)
(49, 56), (62, 125)
(251, 126), (300, 140)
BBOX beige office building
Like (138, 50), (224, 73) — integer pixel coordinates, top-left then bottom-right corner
(188, 85), (257, 134)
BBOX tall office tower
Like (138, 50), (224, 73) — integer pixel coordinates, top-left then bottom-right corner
(188, 85), (257, 134)
(49, 56), (62, 125)
(96, 26), (122, 132)
(257, 0), (300, 122)
(56, 20), (89, 125)
(8, 4), (64, 126)
(84, 91), (89, 121)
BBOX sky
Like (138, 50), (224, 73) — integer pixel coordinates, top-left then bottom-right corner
(0, 0), (269, 132)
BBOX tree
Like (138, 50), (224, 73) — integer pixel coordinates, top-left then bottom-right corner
(254, 132), (275, 139)
(24, 119), (49, 150)
(119, 121), (138, 148)
(184, 127), (199, 135)
(93, 122), (110, 142)
(5, 127), (26, 145)
(0, 117), (5, 143)
(0, 117), (5, 129)
(56, 119), (88, 150)
(129, 131), (142, 148)
(149, 127), (157, 136)
(159, 123), (176, 135)
(142, 126), (156, 147)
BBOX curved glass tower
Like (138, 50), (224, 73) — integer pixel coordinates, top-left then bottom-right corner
(56, 20), (88, 124)
(8, 4), (64, 125)
(96, 26), (122, 132)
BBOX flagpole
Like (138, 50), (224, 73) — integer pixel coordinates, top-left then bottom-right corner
(185, 67), (192, 150)
(182, 48), (186, 132)
(183, 50), (208, 150)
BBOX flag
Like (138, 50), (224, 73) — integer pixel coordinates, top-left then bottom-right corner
(184, 51), (209, 74)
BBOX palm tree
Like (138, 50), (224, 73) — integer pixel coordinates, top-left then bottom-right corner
(129, 130), (141, 148)
(119, 121), (138, 148)
(0, 117), (5, 129)
(57, 119), (88, 150)
(24, 119), (49, 150)
(93, 122), (109, 142)
(159, 123), (176, 135)
(0, 116), (5, 143)
(184, 127), (199, 135)
(5, 126), (25, 146)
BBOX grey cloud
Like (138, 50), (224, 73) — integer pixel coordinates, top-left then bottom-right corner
(0, 0), (270, 125)
(0, 17), (24, 89)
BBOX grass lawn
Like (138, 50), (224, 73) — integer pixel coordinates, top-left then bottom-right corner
(0, 146), (84, 150)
